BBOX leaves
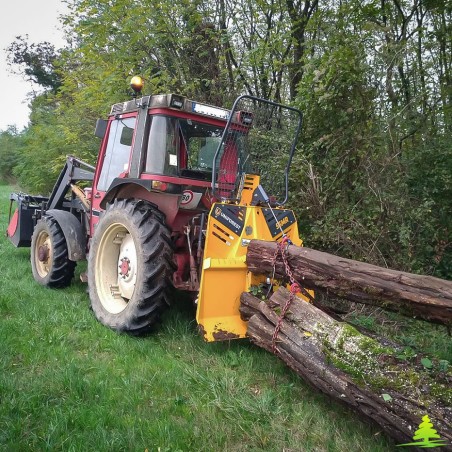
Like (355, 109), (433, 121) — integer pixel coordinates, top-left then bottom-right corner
(421, 358), (433, 370)
(2, 0), (451, 277)
(6, 35), (62, 91)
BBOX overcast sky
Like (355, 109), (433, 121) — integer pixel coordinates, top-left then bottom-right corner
(0, 0), (67, 132)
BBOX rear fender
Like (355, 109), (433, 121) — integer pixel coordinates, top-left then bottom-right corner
(101, 178), (182, 209)
(46, 210), (86, 261)
(101, 179), (181, 227)
(100, 179), (154, 209)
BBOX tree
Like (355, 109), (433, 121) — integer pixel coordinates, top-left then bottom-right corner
(4, 0), (451, 276)
(285, 0), (319, 100)
(0, 126), (24, 183)
(6, 35), (62, 92)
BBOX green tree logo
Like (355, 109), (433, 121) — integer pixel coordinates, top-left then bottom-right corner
(397, 415), (448, 448)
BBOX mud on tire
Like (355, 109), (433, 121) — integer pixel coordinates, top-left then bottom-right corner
(88, 199), (175, 334)
(31, 216), (76, 288)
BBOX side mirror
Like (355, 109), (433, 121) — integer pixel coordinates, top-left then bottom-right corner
(94, 119), (108, 139)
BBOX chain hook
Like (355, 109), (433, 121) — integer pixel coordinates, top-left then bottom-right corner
(289, 282), (300, 294)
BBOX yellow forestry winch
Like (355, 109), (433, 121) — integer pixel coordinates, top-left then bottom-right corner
(197, 174), (310, 341)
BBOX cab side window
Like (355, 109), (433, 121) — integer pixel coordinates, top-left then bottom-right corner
(97, 117), (136, 191)
(145, 115), (178, 175)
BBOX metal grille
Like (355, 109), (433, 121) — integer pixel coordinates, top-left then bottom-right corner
(212, 96), (302, 204)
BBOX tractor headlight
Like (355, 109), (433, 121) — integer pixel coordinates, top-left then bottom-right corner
(170, 94), (184, 109)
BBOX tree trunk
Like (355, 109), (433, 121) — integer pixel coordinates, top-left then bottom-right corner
(246, 240), (452, 325)
(240, 288), (452, 449)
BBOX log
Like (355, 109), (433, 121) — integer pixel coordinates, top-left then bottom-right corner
(246, 240), (452, 325)
(240, 288), (452, 449)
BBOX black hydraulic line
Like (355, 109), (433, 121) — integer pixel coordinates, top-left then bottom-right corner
(197, 212), (205, 261)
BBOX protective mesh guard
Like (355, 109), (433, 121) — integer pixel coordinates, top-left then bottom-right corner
(213, 96), (302, 204)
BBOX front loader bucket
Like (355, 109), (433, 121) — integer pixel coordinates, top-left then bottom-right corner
(196, 202), (302, 342)
(6, 193), (48, 247)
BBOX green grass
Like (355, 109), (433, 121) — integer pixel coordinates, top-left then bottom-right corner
(0, 184), (414, 451)
(347, 307), (451, 363)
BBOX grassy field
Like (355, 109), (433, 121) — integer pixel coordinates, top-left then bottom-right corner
(0, 183), (448, 451)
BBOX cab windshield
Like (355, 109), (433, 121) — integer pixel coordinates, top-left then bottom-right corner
(144, 115), (250, 181)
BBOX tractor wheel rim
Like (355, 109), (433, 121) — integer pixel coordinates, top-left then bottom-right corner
(96, 223), (137, 314)
(35, 230), (53, 278)
(117, 233), (137, 300)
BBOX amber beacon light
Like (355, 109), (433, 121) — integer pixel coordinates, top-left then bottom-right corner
(130, 76), (144, 95)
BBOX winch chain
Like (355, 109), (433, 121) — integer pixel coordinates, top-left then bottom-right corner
(270, 238), (300, 354)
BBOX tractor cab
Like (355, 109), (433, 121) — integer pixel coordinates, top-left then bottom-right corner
(90, 91), (253, 230)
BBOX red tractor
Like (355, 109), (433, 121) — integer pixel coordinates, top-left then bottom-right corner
(7, 77), (307, 341)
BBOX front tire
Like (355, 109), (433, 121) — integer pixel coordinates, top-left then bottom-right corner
(31, 216), (76, 287)
(88, 199), (175, 334)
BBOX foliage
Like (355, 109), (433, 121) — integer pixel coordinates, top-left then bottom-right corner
(7, 35), (62, 92)
(404, 136), (452, 277)
(288, 1), (452, 275)
(3, 0), (452, 275)
(0, 126), (24, 184)
(292, 20), (397, 265)
(11, 94), (98, 194)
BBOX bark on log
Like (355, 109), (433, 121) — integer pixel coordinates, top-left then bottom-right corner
(240, 288), (452, 449)
(246, 240), (452, 325)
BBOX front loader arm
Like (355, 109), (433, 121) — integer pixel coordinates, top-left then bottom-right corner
(46, 156), (95, 211)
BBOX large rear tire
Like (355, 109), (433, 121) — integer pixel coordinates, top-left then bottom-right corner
(88, 199), (175, 334)
(30, 216), (76, 287)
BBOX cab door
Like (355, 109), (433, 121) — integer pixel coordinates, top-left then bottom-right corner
(90, 115), (137, 234)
